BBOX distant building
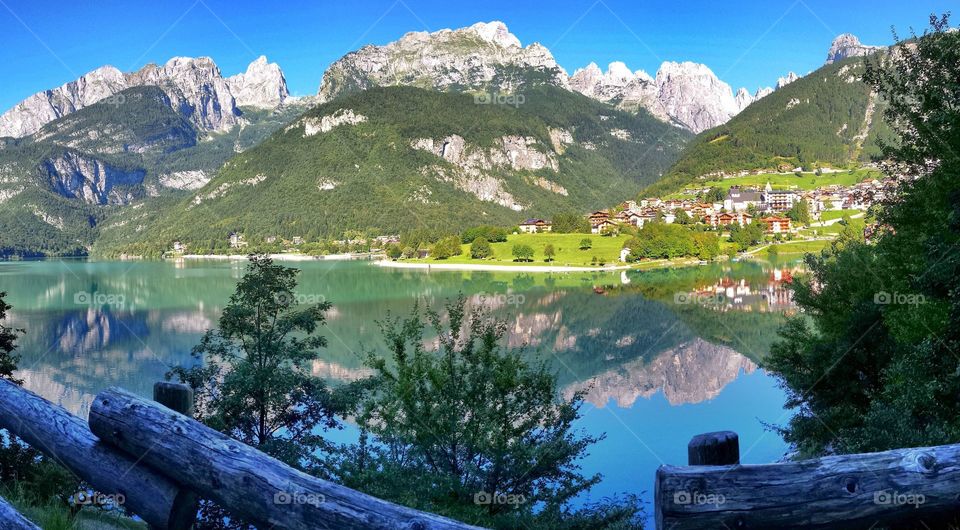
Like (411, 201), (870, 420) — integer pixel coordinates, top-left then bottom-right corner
(760, 216), (792, 234)
(591, 219), (617, 234)
(704, 212), (752, 228)
(761, 182), (799, 212)
(291, 236), (304, 245)
(229, 232), (248, 249)
(519, 219), (552, 233)
(171, 241), (185, 253)
(724, 186), (761, 212)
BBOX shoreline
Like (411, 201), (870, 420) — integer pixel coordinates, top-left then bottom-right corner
(377, 260), (636, 273)
(178, 253), (376, 262)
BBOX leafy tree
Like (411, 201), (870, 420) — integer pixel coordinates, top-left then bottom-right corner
(728, 222), (764, 252)
(336, 297), (644, 529)
(786, 199), (811, 226)
(462, 226), (508, 244)
(470, 237), (493, 259)
(402, 246), (416, 259)
(673, 208), (692, 225)
(543, 244), (556, 262)
(768, 16), (960, 456)
(169, 256), (347, 468)
(0, 293), (21, 384)
(579, 238), (593, 250)
(386, 244), (402, 260)
(551, 213), (591, 234)
(511, 244), (534, 262)
(432, 236), (464, 260)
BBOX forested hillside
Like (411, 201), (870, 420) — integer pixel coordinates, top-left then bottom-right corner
(645, 57), (895, 196)
(97, 85), (690, 255)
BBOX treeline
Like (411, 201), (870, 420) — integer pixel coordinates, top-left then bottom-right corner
(623, 223), (721, 261)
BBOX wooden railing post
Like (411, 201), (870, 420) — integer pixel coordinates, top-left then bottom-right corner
(154, 382), (194, 417)
(0, 379), (197, 530)
(687, 431), (739, 466)
(0, 494), (40, 530)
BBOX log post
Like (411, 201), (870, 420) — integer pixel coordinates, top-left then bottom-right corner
(0, 379), (197, 529)
(687, 431), (739, 466)
(0, 494), (40, 530)
(154, 382), (194, 417)
(657, 434), (960, 529)
(90, 387), (483, 530)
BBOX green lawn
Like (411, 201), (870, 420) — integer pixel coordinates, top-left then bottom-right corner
(818, 209), (861, 222)
(412, 233), (632, 267)
(765, 239), (832, 256)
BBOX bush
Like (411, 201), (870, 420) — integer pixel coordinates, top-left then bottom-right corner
(432, 236), (464, 260)
(461, 225), (508, 244)
(470, 237), (493, 259)
(579, 238), (593, 250)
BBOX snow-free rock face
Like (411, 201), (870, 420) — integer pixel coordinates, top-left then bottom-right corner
(0, 56), (290, 138)
(226, 56), (289, 108)
(0, 66), (128, 138)
(41, 151), (145, 205)
(317, 21), (568, 102)
(569, 61), (743, 133)
(776, 71), (799, 89)
(826, 34), (884, 64)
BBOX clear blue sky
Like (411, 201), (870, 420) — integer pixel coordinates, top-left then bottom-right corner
(0, 0), (952, 112)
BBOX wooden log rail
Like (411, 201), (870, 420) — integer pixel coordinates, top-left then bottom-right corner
(656, 431), (960, 529)
(0, 494), (40, 530)
(0, 379), (197, 529)
(89, 386), (483, 530)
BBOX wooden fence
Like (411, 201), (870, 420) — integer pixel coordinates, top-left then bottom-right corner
(656, 431), (960, 529)
(0, 378), (482, 530)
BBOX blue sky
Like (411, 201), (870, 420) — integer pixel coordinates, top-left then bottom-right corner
(0, 0), (952, 112)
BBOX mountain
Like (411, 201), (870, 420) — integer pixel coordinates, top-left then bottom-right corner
(317, 21), (568, 103)
(0, 79), (308, 257)
(567, 61), (804, 134)
(0, 56), (290, 138)
(826, 34), (885, 64)
(645, 55), (893, 196)
(96, 85), (690, 255)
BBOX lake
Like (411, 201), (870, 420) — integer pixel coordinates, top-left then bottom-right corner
(0, 258), (795, 517)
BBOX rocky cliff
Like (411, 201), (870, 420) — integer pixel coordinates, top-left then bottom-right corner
(317, 21), (568, 102)
(0, 56), (289, 138)
(226, 55), (289, 108)
(825, 33), (884, 64)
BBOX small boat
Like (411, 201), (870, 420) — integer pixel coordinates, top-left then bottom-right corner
(593, 286), (606, 295)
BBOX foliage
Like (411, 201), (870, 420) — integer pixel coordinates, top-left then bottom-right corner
(579, 238), (593, 250)
(511, 244), (534, 262)
(0, 293), (21, 384)
(433, 236), (465, 260)
(767, 16), (960, 456)
(728, 222), (765, 252)
(624, 223), (721, 261)
(470, 237), (493, 259)
(786, 199), (812, 226)
(543, 244), (556, 262)
(168, 256), (348, 468)
(462, 225), (509, 244)
(335, 296), (644, 529)
(552, 212), (592, 234)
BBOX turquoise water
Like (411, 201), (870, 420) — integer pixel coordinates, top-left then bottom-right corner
(0, 258), (794, 516)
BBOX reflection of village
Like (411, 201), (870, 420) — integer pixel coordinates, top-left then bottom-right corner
(682, 265), (802, 314)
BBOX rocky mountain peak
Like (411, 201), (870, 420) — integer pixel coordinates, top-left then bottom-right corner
(776, 71), (799, 89)
(316, 21), (569, 102)
(826, 33), (884, 64)
(226, 55), (289, 108)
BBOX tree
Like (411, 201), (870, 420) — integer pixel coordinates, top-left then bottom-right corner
(543, 244), (556, 262)
(461, 226), (508, 244)
(402, 246), (416, 259)
(768, 16), (960, 456)
(728, 222), (764, 252)
(786, 199), (811, 226)
(432, 236), (463, 260)
(579, 238), (593, 250)
(552, 213), (591, 234)
(673, 208), (692, 225)
(386, 244), (402, 260)
(169, 256), (347, 469)
(511, 244), (534, 262)
(0, 292), (21, 384)
(336, 297), (644, 529)
(470, 237), (493, 259)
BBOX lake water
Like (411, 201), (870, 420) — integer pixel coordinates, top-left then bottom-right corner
(0, 258), (795, 517)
